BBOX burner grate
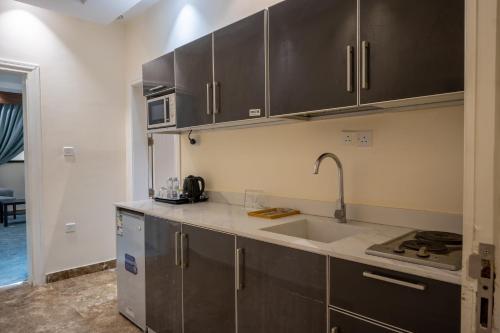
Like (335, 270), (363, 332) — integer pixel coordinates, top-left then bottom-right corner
(415, 231), (462, 245)
(401, 239), (449, 254)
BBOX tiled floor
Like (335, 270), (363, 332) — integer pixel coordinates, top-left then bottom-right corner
(0, 270), (141, 333)
(0, 219), (27, 286)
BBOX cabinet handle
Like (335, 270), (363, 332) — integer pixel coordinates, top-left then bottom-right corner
(236, 248), (244, 290)
(149, 85), (165, 92)
(213, 82), (220, 114)
(331, 327), (339, 333)
(174, 231), (181, 266)
(346, 45), (354, 93)
(206, 83), (212, 115)
(181, 233), (188, 268)
(361, 41), (369, 89)
(362, 271), (426, 291)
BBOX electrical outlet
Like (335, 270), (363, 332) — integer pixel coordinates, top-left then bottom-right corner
(65, 222), (76, 233)
(357, 131), (372, 147)
(341, 131), (356, 145)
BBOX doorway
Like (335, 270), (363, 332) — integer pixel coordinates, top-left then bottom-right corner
(0, 58), (43, 286)
(0, 71), (27, 287)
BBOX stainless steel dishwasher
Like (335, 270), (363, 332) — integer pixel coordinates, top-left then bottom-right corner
(116, 209), (146, 331)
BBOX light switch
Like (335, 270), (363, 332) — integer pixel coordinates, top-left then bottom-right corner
(63, 146), (75, 156)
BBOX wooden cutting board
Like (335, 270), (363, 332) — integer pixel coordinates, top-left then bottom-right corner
(247, 208), (300, 219)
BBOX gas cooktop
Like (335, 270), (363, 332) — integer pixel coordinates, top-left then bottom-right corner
(365, 231), (462, 271)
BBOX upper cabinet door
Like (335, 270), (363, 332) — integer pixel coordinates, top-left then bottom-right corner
(182, 225), (235, 333)
(175, 35), (214, 128)
(359, 0), (464, 105)
(142, 52), (175, 96)
(213, 11), (267, 123)
(269, 0), (357, 116)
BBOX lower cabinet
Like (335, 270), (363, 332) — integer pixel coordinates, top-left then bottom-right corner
(236, 237), (327, 333)
(144, 213), (460, 333)
(182, 224), (235, 333)
(330, 257), (461, 333)
(145, 215), (182, 333)
(330, 309), (394, 333)
(145, 216), (235, 333)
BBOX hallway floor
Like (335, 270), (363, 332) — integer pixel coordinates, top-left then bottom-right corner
(0, 219), (27, 286)
(0, 270), (140, 333)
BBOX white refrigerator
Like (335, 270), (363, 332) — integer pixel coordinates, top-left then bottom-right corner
(116, 209), (146, 331)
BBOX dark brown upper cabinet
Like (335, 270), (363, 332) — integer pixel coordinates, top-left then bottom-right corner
(182, 225), (235, 333)
(175, 34), (214, 128)
(269, 0), (358, 116)
(359, 0), (464, 105)
(142, 52), (175, 97)
(213, 10), (267, 123)
(236, 237), (327, 333)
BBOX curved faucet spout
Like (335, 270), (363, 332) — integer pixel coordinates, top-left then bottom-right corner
(313, 153), (347, 223)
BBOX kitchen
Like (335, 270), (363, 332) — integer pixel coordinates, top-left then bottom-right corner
(0, 0), (497, 332)
(117, 0), (483, 333)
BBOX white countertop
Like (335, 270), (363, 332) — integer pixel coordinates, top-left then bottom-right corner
(115, 200), (462, 285)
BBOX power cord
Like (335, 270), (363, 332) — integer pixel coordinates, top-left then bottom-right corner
(188, 130), (196, 145)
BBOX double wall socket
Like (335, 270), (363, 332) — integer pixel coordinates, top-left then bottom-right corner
(342, 130), (373, 147)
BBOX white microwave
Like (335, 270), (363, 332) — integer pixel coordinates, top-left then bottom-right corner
(147, 93), (176, 129)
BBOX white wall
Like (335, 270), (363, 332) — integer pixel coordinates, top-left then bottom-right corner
(0, 163), (25, 198)
(125, 0), (464, 215)
(0, 0), (127, 274)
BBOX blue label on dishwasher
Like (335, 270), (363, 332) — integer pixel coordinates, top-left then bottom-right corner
(125, 253), (137, 275)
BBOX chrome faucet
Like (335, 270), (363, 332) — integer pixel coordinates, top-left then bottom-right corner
(313, 153), (347, 223)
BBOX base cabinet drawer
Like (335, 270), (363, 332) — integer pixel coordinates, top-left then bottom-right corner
(330, 257), (460, 333)
(330, 309), (398, 333)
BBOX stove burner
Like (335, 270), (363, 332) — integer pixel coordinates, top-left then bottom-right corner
(415, 231), (462, 245)
(401, 240), (449, 254)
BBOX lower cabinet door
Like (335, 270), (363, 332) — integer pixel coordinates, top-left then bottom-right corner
(237, 237), (327, 333)
(145, 216), (182, 333)
(330, 309), (397, 333)
(182, 225), (236, 333)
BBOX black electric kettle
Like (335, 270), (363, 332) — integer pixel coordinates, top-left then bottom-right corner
(183, 175), (205, 201)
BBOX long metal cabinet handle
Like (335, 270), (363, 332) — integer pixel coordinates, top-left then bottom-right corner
(174, 231), (181, 266)
(206, 83), (212, 115)
(181, 233), (188, 268)
(236, 248), (244, 290)
(362, 271), (426, 291)
(213, 82), (220, 114)
(346, 45), (354, 92)
(361, 41), (369, 89)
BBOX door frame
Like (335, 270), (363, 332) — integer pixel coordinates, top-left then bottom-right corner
(0, 58), (44, 285)
(462, 0), (499, 331)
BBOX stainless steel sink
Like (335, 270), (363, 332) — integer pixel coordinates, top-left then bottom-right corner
(260, 219), (362, 243)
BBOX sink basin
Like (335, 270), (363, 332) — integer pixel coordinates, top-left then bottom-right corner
(261, 219), (362, 243)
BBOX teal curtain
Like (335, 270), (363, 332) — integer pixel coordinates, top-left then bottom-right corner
(0, 103), (23, 165)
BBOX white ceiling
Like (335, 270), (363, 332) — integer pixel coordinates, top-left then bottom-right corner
(0, 71), (24, 93)
(14, 0), (159, 24)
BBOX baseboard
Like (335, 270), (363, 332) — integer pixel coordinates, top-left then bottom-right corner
(45, 259), (116, 283)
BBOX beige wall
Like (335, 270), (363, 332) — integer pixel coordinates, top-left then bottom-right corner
(0, 162), (25, 198)
(125, 0), (464, 215)
(181, 107), (463, 214)
(0, 0), (126, 273)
